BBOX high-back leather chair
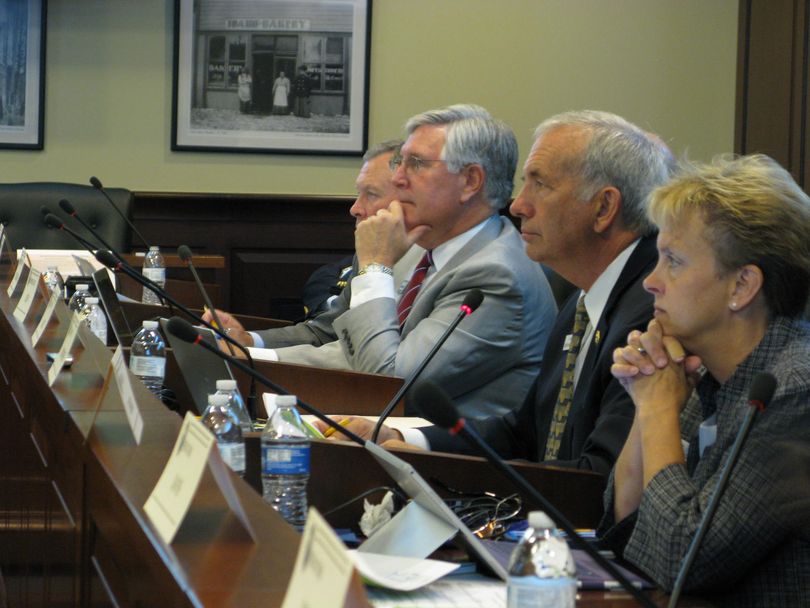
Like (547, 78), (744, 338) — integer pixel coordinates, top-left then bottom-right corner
(0, 182), (133, 251)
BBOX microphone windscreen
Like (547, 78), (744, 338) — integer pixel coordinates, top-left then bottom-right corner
(749, 372), (777, 408)
(44, 213), (64, 230)
(410, 381), (460, 430)
(177, 245), (193, 262)
(462, 289), (484, 312)
(89, 176), (102, 189)
(40, 205), (51, 217)
(95, 250), (119, 268)
(166, 316), (199, 343)
(58, 198), (76, 214)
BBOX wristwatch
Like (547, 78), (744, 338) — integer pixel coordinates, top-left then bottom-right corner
(357, 263), (393, 276)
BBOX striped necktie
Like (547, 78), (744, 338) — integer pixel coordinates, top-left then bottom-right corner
(397, 251), (433, 329)
(544, 295), (589, 460)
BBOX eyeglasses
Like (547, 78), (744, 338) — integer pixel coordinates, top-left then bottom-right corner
(389, 154), (447, 175)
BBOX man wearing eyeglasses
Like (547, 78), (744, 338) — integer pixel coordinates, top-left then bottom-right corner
(211, 104), (556, 418)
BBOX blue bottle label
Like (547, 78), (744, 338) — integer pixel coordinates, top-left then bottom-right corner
(262, 444), (310, 475)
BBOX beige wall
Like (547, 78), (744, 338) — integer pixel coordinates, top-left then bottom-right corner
(1, 0), (738, 195)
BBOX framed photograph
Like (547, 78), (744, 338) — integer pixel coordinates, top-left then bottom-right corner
(172, 0), (371, 156)
(0, 0), (46, 150)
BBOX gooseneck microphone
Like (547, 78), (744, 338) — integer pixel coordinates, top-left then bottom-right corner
(177, 244), (258, 418)
(667, 372), (777, 608)
(414, 381), (658, 608)
(44, 213), (99, 252)
(58, 198), (120, 257)
(370, 289), (484, 443)
(89, 176), (150, 249)
(167, 316), (367, 445)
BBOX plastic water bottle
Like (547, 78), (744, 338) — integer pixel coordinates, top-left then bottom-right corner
(129, 320), (166, 398)
(42, 266), (65, 298)
(202, 393), (245, 478)
(68, 283), (91, 314)
(507, 511), (577, 608)
(81, 297), (108, 344)
(141, 245), (165, 305)
(215, 379), (252, 433)
(261, 395), (309, 529)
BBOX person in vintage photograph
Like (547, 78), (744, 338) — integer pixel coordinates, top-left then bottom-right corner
(272, 70), (290, 115)
(237, 68), (252, 114)
(292, 66), (312, 118)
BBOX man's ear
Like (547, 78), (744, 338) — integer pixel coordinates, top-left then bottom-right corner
(459, 164), (485, 203)
(592, 186), (622, 234)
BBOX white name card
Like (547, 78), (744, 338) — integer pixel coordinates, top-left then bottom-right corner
(31, 290), (60, 347)
(282, 507), (355, 608)
(110, 347), (144, 445)
(13, 268), (41, 323)
(144, 412), (214, 545)
(6, 252), (26, 297)
(48, 313), (81, 386)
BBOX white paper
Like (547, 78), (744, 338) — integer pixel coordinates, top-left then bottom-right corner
(302, 415), (432, 432)
(282, 507), (356, 608)
(350, 550), (459, 592)
(365, 577), (506, 607)
(32, 290), (60, 347)
(23, 249), (109, 280)
(111, 347), (144, 444)
(144, 412), (214, 545)
(48, 313), (81, 386)
(13, 268), (41, 322)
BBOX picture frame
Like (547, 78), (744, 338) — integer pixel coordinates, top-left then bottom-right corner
(172, 0), (371, 156)
(0, 0), (46, 150)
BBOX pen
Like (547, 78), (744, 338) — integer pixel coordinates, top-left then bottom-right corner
(323, 418), (351, 438)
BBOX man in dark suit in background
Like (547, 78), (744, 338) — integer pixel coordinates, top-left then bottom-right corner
(334, 110), (675, 475)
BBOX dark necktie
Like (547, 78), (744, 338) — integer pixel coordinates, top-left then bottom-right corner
(397, 251), (433, 329)
(545, 295), (589, 460)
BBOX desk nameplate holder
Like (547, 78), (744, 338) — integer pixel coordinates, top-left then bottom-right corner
(144, 411), (257, 545)
(13, 267), (42, 323)
(6, 248), (29, 298)
(47, 312), (81, 387)
(32, 289), (62, 348)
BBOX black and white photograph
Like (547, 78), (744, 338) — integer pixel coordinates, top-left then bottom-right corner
(172, 0), (370, 155)
(0, 0), (45, 150)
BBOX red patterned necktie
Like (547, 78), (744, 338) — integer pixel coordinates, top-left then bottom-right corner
(397, 251), (433, 329)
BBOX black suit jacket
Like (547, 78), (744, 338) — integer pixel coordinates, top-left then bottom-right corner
(423, 236), (657, 475)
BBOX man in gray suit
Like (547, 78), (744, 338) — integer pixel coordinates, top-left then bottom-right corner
(211, 104), (556, 417)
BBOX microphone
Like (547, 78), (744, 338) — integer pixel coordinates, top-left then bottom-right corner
(178, 244), (258, 418)
(89, 176), (150, 249)
(415, 381), (658, 608)
(59, 198), (119, 256)
(667, 372), (777, 608)
(166, 316), (367, 444)
(43, 213), (99, 252)
(370, 289), (484, 443)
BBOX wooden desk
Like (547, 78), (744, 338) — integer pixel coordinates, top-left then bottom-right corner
(0, 282), (683, 606)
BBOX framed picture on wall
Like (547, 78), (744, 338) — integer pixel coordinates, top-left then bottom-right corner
(0, 0), (46, 150)
(172, 0), (371, 156)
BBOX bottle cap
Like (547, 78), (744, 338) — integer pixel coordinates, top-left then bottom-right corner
(149, 245), (159, 251)
(85, 297), (99, 304)
(76, 284), (89, 290)
(207, 393), (229, 406)
(276, 395), (297, 407)
(47, 265), (58, 271)
(142, 320), (159, 330)
(528, 511), (556, 530)
(216, 379), (237, 391)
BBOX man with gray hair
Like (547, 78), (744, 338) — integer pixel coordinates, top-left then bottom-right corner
(212, 105), (556, 418)
(344, 110), (675, 474)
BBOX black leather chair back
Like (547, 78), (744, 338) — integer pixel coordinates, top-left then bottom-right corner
(0, 182), (133, 252)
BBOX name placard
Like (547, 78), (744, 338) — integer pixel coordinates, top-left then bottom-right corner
(31, 290), (61, 347)
(6, 253), (26, 297)
(110, 347), (144, 444)
(144, 412), (214, 544)
(13, 268), (41, 323)
(47, 313), (81, 386)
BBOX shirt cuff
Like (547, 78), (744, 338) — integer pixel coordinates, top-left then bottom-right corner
(249, 331), (265, 349)
(247, 346), (279, 362)
(399, 427), (431, 450)
(350, 271), (396, 308)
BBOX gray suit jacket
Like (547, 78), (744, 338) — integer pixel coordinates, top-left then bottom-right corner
(258, 216), (557, 418)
